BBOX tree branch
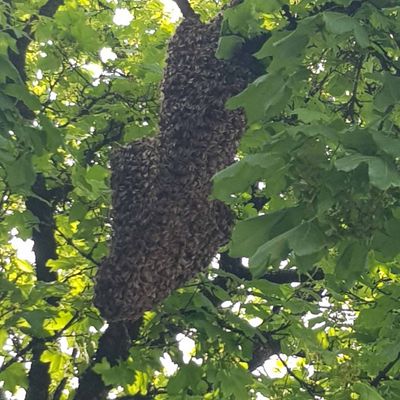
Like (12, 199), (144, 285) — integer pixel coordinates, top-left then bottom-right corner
(0, 340), (35, 373)
(38, 0), (64, 17)
(53, 378), (68, 400)
(172, 0), (198, 19)
(74, 318), (143, 400)
(218, 253), (324, 283)
(7, 0), (64, 85)
(26, 340), (52, 400)
(371, 352), (400, 387)
(277, 353), (323, 397)
(5, 1), (65, 396)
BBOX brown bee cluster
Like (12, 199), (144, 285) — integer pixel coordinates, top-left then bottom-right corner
(94, 12), (252, 321)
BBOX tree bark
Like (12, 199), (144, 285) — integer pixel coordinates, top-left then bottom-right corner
(74, 320), (141, 400)
(6, 1), (65, 398)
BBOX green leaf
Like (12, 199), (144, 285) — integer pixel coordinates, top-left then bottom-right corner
(255, 30), (309, 61)
(353, 382), (385, 400)
(226, 72), (291, 122)
(216, 35), (245, 60)
(335, 154), (400, 190)
(249, 228), (293, 277)
(41, 349), (69, 380)
(3, 84), (41, 111)
(335, 241), (368, 285)
(323, 12), (355, 34)
(20, 310), (50, 337)
(249, 220), (325, 278)
(372, 218), (400, 259)
(289, 221), (326, 257)
(86, 164), (109, 183)
(218, 366), (252, 399)
(367, 158), (400, 190)
(212, 153), (285, 201)
(374, 73), (400, 111)
(15, 259), (34, 273)
(167, 363), (203, 395)
(5, 153), (36, 192)
(222, 0), (276, 36)
(40, 116), (64, 152)
(0, 55), (21, 83)
(230, 207), (301, 258)
(372, 131), (400, 158)
(354, 23), (370, 48)
(0, 363), (28, 391)
(124, 124), (152, 141)
(338, 128), (377, 155)
(93, 358), (134, 386)
(69, 202), (88, 222)
(0, 32), (17, 55)
(291, 108), (330, 123)
(249, 279), (285, 298)
(37, 52), (62, 71)
(326, 75), (353, 97)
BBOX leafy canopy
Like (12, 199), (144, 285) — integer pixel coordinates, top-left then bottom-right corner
(1, 0), (400, 399)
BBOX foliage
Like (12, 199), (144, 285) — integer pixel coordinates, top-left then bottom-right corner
(1, 0), (400, 399)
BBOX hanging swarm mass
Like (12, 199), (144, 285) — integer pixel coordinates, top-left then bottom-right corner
(94, 10), (253, 322)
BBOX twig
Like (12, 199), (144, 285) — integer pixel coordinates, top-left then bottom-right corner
(56, 228), (100, 266)
(277, 353), (321, 397)
(346, 55), (364, 123)
(0, 340), (35, 373)
(371, 352), (400, 387)
(53, 378), (67, 400)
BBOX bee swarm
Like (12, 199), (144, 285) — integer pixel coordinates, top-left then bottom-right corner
(94, 13), (252, 321)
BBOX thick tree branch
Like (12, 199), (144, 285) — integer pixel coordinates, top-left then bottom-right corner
(7, 0), (64, 82)
(26, 175), (58, 284)
(218, 253), (325, 283)
(172, 0), (198, 19)
(248, 333), (281, 370)
(5, 1), (65, 398)
(6, 0), (64, 117)
(38, 0), (64, 17)
(25, 340), (51, 400)
(74, 318), (142, 400)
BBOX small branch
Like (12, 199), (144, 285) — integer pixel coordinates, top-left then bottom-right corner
(277, 353), (322, 397)
(172, 0), (198, 19)
(53, 378), (67, 400)
(83, 120), (125, 166)
(345, 55), (364, 123)
(0, 340), (35, 373)
(56, 228), (100, 266)
(117, 393), (159, 400)
(281, 5), (297, 30)
(223, 0), (245, 9)
(371, 352), (400, 387)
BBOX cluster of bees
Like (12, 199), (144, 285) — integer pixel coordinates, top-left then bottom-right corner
(94, 13), (252, 322)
